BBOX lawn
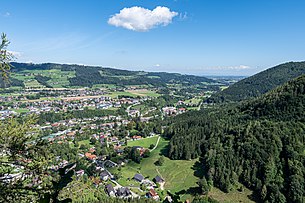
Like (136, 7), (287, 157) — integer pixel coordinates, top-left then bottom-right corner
(127, 136), (159, 149)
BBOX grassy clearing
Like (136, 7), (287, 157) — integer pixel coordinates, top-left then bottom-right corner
(184, 97), (202, 105)
(24, 79), (45, 88)
(104, 90), (160, 98)
(116, 138), (199, 201)
(12, 108), (29, 113)
(127, 136), (159, 149)
(11, 69), (76, 88)
(92, 84), (117, 89)
(220, 86), (229, 91)
(115, 137), (254, 202)
(131, 104), (150, 114)
(127, 89), (160, 97)
(104, 91), (137, 98)
(209, 187), (255, 203)
(78, 140), (91, 147)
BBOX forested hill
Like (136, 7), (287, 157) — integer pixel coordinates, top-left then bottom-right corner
(208, 61), (305, 102)
(3, 62), (215, 88)
(164, 75), (305, 202)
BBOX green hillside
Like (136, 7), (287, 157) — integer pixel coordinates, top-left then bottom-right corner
(1, 62), (215, 88)
(164, 75), (305, 202)
(209, 61), (305, 102)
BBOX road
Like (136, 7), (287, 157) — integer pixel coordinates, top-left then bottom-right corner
(150, 135), (161, 152)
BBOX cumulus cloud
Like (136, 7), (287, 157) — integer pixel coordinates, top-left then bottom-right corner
(108, 6), (178, 32)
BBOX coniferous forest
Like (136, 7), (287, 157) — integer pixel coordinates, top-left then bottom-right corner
(164, 75), (305, 202)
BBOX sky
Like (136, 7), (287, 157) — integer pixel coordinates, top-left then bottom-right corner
(1, 0), (305, 76)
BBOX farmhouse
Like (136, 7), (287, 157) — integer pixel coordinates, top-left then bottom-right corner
(106, 184), (116, 197)
(147, 188), (159, 200)
(100, 171), (110, 181)
(116, 187), (132, 198)
(133, 173), (144, 182)
(154, 175), (164, 184)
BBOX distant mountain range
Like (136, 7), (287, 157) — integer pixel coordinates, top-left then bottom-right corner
(0, 62), (215, 88)
(209, 61), (305, 102)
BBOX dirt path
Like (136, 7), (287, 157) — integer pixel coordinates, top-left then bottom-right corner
(150, 136), (160, 152)
(156, 168), (165, 190)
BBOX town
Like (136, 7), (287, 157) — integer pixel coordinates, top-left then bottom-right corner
(0, 85), (207, 202)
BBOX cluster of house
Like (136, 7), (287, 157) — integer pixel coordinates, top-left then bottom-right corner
(103, 172), (165, 200)
(162, 106), (186, 116)
(105, 183), (132, 199)
(0, 110), (17, 120)
(132, 173), (165, 200)
(1, 90), (149, 116)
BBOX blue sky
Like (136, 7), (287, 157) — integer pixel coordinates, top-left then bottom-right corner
(1, 0), (305, 76)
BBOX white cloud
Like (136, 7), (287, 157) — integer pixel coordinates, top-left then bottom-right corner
(1, 12), (10, 17)
(154, 64), (161, 67)
(7, 51), (22, 58)
(108, 6), (178, 32)
(208, 65), (251, 70)
(179, 12), (188, 21)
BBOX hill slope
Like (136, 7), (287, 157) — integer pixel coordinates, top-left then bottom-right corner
(1, 62), (215, 88)
(209, 61), (305, 102)
(164, 75), (305, 202)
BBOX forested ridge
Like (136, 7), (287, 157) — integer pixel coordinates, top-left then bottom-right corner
(209, 61), (305, 102)
(8, 62), (214, 88)
(164, 75), (305, 202)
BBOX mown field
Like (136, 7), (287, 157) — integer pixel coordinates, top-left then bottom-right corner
(111, 137), (254, 202)
(11, 69), (76, 88)
(111, 137), (199, 201)
(127, 136), (159, 149)
(104, 90), (160, 98)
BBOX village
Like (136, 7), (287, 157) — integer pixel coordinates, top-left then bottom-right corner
(0, 87), (202, 201)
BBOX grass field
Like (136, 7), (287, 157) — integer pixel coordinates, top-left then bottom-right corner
(113, 137), (199, 201)
(127, 136), (159, 149)
(209, 187), (255, 203)
(11, 69), (76, 88)
(113, 137), (254, 202)
(92, 84), (117, 89)
(126, 89), (160, 97)
(104, 89), (160, 98)
(184, 97), (202, 105)
(220, 86), (229, 91)
(24, 79), (45, 88)
(12, 108), (29, 113)
(104, 91), (137, 98)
